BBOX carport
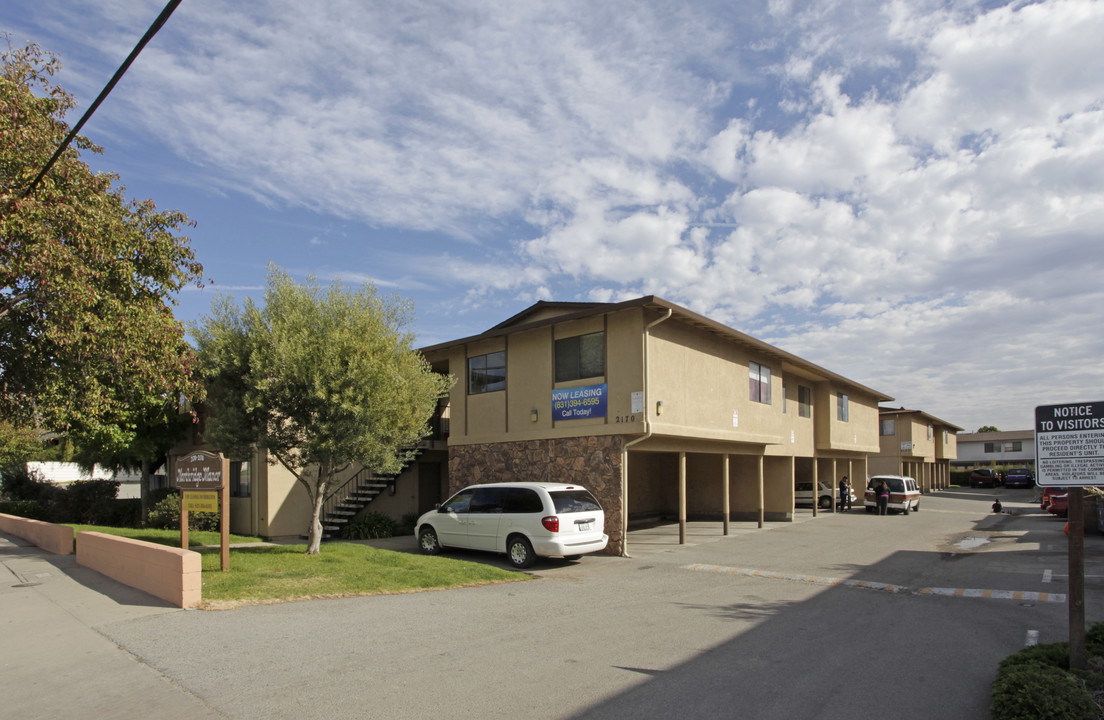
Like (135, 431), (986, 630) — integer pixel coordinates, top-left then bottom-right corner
(620, 446), (868, 553)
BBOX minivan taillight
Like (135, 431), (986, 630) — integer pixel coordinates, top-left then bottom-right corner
(542, 516), (560, 532)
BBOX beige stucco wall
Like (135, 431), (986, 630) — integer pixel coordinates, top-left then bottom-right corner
(0, 513), (74, 555)
(447, 308), (646, 446)
(646, 320), (782, 446)
(76, 531), (201, 608)
(260, 461), (313, 539)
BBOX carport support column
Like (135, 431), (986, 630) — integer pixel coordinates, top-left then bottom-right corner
(757, 455), (764, 529)
(679, 452), (687, 544)
(722, 454), (730, 536)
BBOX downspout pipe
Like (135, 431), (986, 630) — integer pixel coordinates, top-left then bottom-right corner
(620, 307), (673, 557)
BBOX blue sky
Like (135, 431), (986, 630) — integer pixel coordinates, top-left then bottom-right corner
(6, 0), (1103, 434)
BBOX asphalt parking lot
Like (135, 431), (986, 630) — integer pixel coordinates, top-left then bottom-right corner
(3, 485), (1100, 720)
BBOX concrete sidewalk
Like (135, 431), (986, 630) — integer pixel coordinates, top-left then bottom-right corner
(0, 531), (224, 720)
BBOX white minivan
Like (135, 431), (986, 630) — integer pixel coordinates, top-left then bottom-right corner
(415, 482), (609, 569)
(863, 475), (921, 514)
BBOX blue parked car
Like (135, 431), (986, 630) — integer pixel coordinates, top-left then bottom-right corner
(1004, 467), (1035, 488)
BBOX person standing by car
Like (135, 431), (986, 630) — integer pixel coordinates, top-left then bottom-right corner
(839, 476), (852, 512)
(875, 478), (890, 515)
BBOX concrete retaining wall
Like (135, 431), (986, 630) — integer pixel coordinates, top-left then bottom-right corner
(0, 513), (74, 555)
(76, 531), (202, 609)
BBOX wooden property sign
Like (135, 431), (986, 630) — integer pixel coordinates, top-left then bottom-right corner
(173, 450), (230, 571)
(175, 450), (225, 490)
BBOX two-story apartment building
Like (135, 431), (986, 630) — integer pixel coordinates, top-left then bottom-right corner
(954, 429), (1035, 468)
(419, 296), (893, 556)
(869, 408), (961, 492)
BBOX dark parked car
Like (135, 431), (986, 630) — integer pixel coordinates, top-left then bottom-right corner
(969, 468), (1000, 488)
(1004, 467), (1035, 488)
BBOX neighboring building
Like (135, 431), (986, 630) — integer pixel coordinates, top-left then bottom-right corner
(419, 296), (894, 556)
(954, 429), (1035, 468)
(869, 408), (962, 492)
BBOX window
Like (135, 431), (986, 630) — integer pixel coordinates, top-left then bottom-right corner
(880, 418), (896, 436)
(798, 386), (812, 418)
(984, 442), (999, 453)
(781, 381), (787, 413)
(837, 393), (849, 422)
(1006, 441), (1022, 452)
(469, 487), (507, 513)
(230, 460), (250, 498)
(555, 332), (605, 382)
(468, 351), (506, 394)
(550, 489), (602, 514)
(927, 425), (933, 440)
(441, 489), (474, 513)
(503, 488), (544, 513)
(749, 362), (771, 404)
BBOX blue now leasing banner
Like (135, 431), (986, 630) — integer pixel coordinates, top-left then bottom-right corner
(552, 383), (607, 421)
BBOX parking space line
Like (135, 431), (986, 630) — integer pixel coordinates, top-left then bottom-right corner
(1026, 630), (1040, 646)
(1043, 569), (1052, 583)
(684, 563), (1067, 603)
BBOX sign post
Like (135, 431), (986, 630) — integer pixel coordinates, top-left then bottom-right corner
(1035, 400), (1104, 670)
(174, 450), (230, 571)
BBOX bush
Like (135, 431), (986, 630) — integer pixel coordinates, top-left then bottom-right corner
(54, 479), (120, 525)
(990, 664), (1098, 720)
(340, 512), (397, 540)
(106, 499), (142, 528)
(0, 499), (45, 519)
(991, 627), (1104, 720)
(146, 492), (219, 532)
(1, 466), (58, 506)
(999, 642), (1070, 671)
(397, 512), (420, 536)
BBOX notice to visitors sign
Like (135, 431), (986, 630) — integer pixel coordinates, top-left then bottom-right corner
(1035, 401), (1104, 487)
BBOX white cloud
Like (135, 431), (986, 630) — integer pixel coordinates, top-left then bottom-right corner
(16, 0), (1104, 432)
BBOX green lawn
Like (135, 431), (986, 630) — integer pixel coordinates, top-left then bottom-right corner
(66, 524), (263, 547)
(197, 542), (525, 608)
(66, 525), (527, 608)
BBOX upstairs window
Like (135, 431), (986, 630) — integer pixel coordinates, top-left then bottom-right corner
(749, 362), (771, 404)
(837, 392), (849, 422)
(984, 442), (999, 453)
(781, 381), (787, 413)
(468, 351), (506, 394)
(555, 332), (605, 383)
(927, 425), (933, 440)
(880, 418), (896, 436)
(798, 386), (812, 418)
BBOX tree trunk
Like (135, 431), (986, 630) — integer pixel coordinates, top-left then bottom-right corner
(305, 465), (329, 555)
(140, 458), (152, 524)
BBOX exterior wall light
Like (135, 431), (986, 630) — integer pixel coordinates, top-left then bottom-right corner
(530, 409), (538, 422)
(656, 401), (664, 415)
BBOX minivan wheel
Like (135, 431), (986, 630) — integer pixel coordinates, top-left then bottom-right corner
(418, 526), (441, 555)
(507, 535), (536, 569)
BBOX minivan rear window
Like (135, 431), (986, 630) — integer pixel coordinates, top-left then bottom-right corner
(502, 487), (544, 513)
(550, 490), (602, 514)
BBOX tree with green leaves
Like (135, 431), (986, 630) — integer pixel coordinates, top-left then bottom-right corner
(0, 42), (203, 454)
(193, 267), (453, 554)
(977, 426), (1000, 433)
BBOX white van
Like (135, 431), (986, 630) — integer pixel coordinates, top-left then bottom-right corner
(864, 475), (921, 514)
(415, 482), (608, 568)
